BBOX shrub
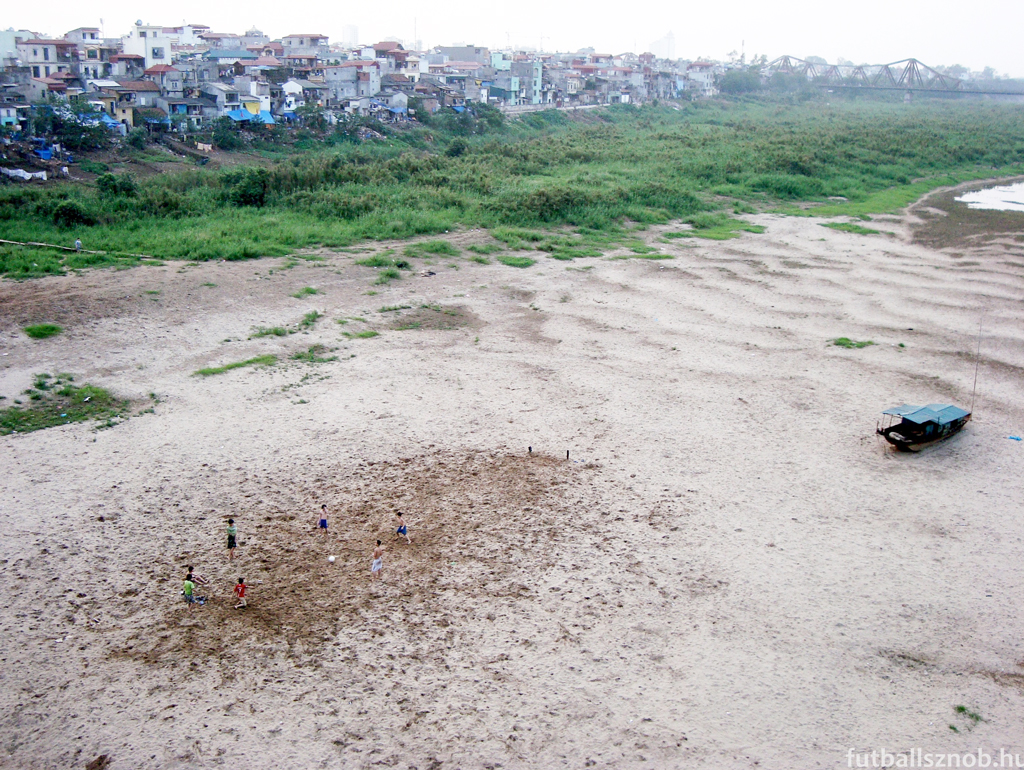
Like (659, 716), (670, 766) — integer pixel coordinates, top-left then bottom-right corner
(52, 200), (96, 228)
(446, 138), (468, 158)
(227, 167), (270, 207)
(24, 324), (62, 339)
(126, 128), (148, 150)
(96, 173), (137, 198)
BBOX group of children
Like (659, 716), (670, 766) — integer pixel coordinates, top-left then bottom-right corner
(318, 505), (412, 580)
(181, 506), (413, 608)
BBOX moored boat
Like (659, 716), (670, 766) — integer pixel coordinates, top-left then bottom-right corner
(877, 403), (971, 451)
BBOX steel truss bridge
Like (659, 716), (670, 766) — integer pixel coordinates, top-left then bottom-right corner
(766, 56), (1023, 96)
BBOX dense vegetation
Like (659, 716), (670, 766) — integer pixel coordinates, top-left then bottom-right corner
(3, 98), (1024, 277)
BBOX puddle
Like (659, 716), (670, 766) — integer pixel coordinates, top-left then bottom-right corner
(956, 181), (1024, 212)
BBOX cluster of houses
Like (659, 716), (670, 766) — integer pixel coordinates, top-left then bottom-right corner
(0, 22), (725, 134)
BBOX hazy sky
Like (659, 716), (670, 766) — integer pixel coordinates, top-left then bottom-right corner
(7, 0), (1023, 76)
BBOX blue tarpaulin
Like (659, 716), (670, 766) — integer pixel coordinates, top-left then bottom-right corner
(225, 109), (275, 125)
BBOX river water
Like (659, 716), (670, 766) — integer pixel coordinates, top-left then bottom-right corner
(955, 180), (1024, 212)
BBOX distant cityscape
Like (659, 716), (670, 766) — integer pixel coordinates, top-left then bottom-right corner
(0, 22), (1014, 136)
(0, 23), (734, 132)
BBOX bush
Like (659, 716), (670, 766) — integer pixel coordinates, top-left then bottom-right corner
(24, 324), (62, 339)
(96, 173), (137, 198)
(445, 138), (468, 158)
(126, 128), (148, 150)
(226, 167), (270, 207)
(212, 117), (244, 151)
(52, 200), (96, 228)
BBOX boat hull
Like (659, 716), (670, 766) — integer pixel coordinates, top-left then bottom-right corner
(877, 415), (971, 452)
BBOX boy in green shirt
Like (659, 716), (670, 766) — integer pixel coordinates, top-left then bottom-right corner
(183, 578), (195, 609)
(227, 519), (238, 561)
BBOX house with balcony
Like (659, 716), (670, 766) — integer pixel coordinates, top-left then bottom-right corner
(323, 61), (380, 106)
(280, 78), (327, 116)
(511, 60), (543, 104)
(281, 34), (330, 60)
(109, 54), (146, 80)
(116, 80), (161, 108)
(144, 65), (183, 97)
(17, 39), (79, 80)
(77, 40), (119, 80)
(0, 90), (28, 128)
(685, 61), (717, 97)
(121, 23), (173, 69)
(199, 81), (242, 115)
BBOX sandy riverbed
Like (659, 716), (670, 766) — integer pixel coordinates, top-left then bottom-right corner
(1, 191), (1023, 769)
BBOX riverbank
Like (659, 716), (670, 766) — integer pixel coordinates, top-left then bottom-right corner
(1, 194), (1023, 768)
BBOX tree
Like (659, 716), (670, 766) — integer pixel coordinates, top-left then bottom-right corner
(719, 68), (762, 94)
(226, 167), (270, 207)
(212, 116), (243, 151)
(126, 127), (147, 150)
(296, 103), (328, 131)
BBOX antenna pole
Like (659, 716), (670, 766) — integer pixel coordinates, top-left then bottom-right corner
(971, 314), (983, 413)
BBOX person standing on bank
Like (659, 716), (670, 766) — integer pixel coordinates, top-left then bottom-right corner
(227, 518), (238, 561)
(317, 504), (329, 537)
(371, 540), (385, 579)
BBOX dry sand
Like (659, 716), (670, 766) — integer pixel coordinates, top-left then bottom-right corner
(2, 193), (1024, 769)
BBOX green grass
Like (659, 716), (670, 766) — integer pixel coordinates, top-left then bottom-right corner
(291, 287), (321, 298)
(0, 374), (128, 435)
(250, 310), (322, 338)
(24, 324), (63, 339)
(6, 101), (1024, 280)
(404, 240), (460, 258)
(379, 304), (412, 312)
(290, 344), (338, 363)
(78, 159), (110, 174)
(250, 326), (292, 338)
(298, 310), (323, 329)
(496, 255), (536, 268)
(375, 267), (401, 284)
(821, 222), (882, 235)
(664, 214), (767, 241)
(607, 252), (674, 260)
(193, 354), (278, 376)
(832, 337), (875, 349)
(342, 330), (379, 339)
(954, 705), (982, 725)
(468, 255), (490, 264)
(355, 252), (401, 268)
(201, 282), (217, 287)
(467, 243), (503, 254)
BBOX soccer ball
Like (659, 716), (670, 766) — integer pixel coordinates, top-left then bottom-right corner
(328, 556), (336, 563)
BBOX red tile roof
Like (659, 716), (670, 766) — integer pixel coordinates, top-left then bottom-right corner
(117, 80), (161, 91)
(144, 65), (179, 74)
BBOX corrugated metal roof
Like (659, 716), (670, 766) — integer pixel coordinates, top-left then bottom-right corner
(882, 404), (970, 425)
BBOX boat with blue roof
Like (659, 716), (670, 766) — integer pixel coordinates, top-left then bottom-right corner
(876, 403), (972, 451)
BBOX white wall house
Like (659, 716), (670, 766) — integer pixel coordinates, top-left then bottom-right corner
(121, 23), (173, 70)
